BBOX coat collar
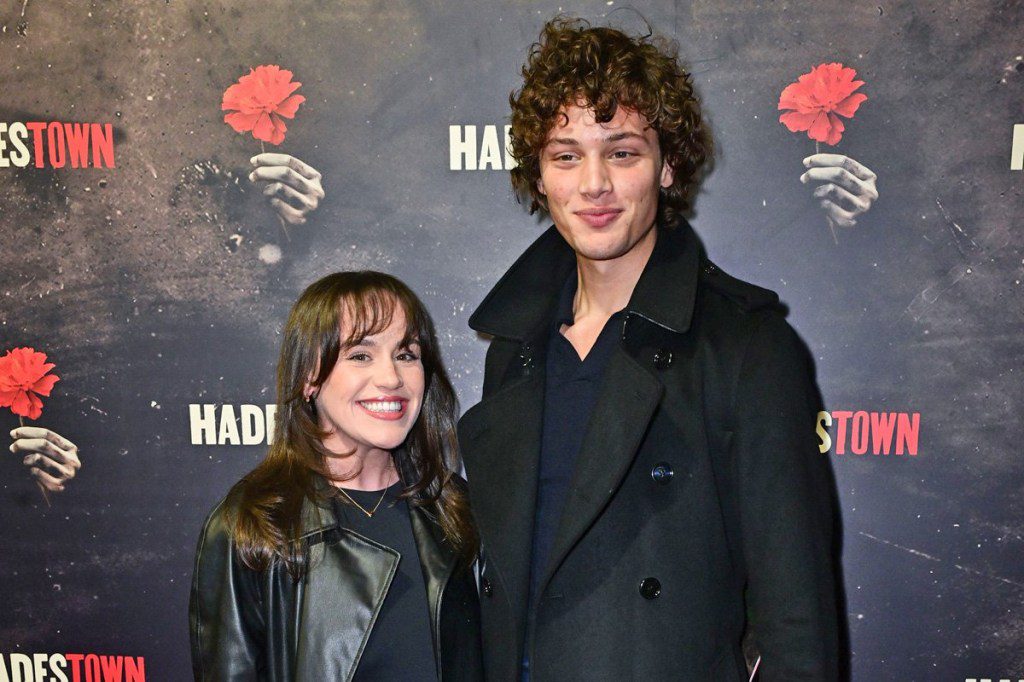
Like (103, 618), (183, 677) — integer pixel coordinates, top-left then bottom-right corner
(468, 219), (703, 341)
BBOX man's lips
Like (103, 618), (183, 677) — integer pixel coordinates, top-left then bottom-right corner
(357, 398), (409, 421)
(574, 208), (623, 228)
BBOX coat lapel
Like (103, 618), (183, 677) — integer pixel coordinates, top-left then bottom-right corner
(458, 369), (546, 628)
(540, 346), (664, 589)
(295, 497), (399, 682)
(408, 503), (457, 675)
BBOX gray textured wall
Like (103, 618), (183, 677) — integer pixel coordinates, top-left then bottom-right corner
(1, 1), (1021, 679)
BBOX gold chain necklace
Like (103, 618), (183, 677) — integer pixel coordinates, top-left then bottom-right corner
(337, 465), (398, 518)
(337, 485), (390, 518)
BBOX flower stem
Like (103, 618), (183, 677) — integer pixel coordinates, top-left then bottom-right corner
(18, 416), (50, 507)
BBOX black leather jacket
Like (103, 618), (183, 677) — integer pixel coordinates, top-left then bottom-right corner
(189, 482), (483, 681)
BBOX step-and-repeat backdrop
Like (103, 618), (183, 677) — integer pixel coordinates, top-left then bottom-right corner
(1, 1), (1021, 680)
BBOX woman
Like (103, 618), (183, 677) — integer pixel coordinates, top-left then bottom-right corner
(189, 271), (482, 681)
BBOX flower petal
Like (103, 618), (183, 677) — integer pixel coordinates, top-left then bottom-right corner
(806, 111), (834, 143)
(252, 112), (277, 143)
(779, 111), (818, 133)
(32, 374), (59, 397)
(825, 113), (845, 145)
(26, 392), (43, 420)
(832, 92), (868, 118)
(267, 114), (287, 145)
(224, 111), (262, 133)
(274, 94), (306, 119)
(10, 390), (35, 419)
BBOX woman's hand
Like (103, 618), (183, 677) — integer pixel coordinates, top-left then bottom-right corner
(10, 427), (81, 492)
(800, 153), (879, 230)
(249, 153), (325, 225)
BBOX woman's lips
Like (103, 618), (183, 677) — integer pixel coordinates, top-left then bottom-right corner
(357, 399), (408, 421)
(574, 208), (622, 228)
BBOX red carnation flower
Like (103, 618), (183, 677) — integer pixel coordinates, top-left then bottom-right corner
(778, 62), (867, 146)
(222, 64), (305, 145)
(0, 347), (60, 420)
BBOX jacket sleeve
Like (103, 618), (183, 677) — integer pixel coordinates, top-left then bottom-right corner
(731, 313), (839, 681)
(189, 498), (267, 681)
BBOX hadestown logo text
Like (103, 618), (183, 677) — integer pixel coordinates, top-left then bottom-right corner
(0, 653), (145, 682)
(0, 122), (116, 169)
(190, 404), (922, 456)
(449, 124), (516, 170)
(816, 410), (920, 456)
(965, 678), (1024, 682)
(1012, 124), (1024, 170)
(190, 404), (277, 445)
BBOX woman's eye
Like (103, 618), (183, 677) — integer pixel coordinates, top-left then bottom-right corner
(397, 351), (420, 362)
(347, 352), (371, 362)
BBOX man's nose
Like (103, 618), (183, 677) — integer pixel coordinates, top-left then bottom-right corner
(578, 156), (612, 198)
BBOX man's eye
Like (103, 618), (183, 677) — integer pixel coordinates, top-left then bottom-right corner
(347, 352), (371, 362)
(553, 153), (577, 162)
(611, 150), (634, 159)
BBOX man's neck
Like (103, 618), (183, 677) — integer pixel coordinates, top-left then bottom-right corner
(559, 225), (657, 361)
(573, 226), (657, 323)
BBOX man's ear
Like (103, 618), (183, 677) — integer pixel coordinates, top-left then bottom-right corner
(659, 158), (674, 189)
(537, 177), (546, 196)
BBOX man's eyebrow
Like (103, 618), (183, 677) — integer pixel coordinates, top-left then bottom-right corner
(546, 131), (649, 146)
(605, 131), (648, 143)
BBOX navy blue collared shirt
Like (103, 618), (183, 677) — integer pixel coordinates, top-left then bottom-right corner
(523, 275), (624, 679)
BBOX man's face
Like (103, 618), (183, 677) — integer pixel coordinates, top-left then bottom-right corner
(537, 104), (673, 266)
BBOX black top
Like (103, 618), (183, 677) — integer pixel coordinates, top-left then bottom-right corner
(331, 483), (438, 682)
(523, 275), (624, 676)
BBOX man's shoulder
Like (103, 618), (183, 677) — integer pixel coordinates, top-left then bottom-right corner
(697, 259), (781, 317)
(691, 259), (796, 361)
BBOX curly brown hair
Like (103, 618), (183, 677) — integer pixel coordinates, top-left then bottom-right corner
(509, 17), (711, 227)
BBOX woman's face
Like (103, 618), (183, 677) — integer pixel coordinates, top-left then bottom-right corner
(311, 305), (425, 460)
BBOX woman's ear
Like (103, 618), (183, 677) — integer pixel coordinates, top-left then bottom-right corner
(304, 357), (322, 401)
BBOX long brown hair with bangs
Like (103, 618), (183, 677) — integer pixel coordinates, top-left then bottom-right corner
(227, 271), (478, 578)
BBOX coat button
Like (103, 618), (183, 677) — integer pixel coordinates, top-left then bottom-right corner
(653, 349), (673, 370)
(651, 462), (674, 484)
(704, 262), (718, 276)
(639, 577), (661, 600)
(481, 576), (493, 597)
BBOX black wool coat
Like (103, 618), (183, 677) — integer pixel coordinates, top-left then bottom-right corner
(457, 221), (839, 681)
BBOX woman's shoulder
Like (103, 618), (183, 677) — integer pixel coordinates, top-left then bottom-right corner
(195, 487), (245, 554)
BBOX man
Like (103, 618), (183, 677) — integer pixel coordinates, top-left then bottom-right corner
(456, 18), (840, 681)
